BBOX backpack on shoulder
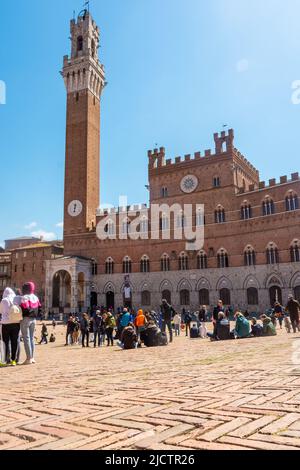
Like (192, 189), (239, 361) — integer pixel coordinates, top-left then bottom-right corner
(8, 305), (23, 324)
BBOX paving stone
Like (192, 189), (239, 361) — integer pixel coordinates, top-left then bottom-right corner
(1, 326), (300, 450)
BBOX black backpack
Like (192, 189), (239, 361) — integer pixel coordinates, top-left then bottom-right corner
(190, 326), (199, 339)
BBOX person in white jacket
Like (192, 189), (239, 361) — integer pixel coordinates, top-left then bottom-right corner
(0, 288), (21, 366)
(173, 313), (182, 337)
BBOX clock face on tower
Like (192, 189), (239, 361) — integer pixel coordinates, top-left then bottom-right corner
(68, 200), (83, 217)
(180, 175), (198, 194)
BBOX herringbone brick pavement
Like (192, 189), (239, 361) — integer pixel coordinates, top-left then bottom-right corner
(1, 324), (300, 450)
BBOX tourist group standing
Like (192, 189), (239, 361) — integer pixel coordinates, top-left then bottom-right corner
(0, 282), (41, 366)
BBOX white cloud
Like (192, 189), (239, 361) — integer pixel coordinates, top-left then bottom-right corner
(31, 230), (56, 241)
(236, 59), (249, 73)
(25, 222), (37, 230)
(56, 222), (64, 228)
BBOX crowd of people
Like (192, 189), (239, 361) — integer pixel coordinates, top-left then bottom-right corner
(64, 307), (168, 350)
(1, 280), (300, 366)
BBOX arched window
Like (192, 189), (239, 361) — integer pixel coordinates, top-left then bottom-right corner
(123, 256), (132, 274)
(105, 257), (114, 275)
(161, 187), (168, 198)
(220, 288), (231, 305)
(162, 290), (171, 304)
(213, 177), (221, 188)
(266, 243), (279, 265)
(218, 249), (229, 268)
(244, 246), (256, 267)
(161, 254), (170, 272)
(179, 252), (189, 271)
(199, 289), (209, 306)
(241, 203), (252, 220)
(286, 192), (299, 212)
(291, 240), (300, 263)
(180, 290), (190, 306)
(262, 197), (275, 216)
(141, 291), (151, 306)
(197, 251), (208, 269)
(247, 287), (259, 305)
(140, 255), (150, 273)
(77, 36), (83, 52)
(215, 206), (226, 224)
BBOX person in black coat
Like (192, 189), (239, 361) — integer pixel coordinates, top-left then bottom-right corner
(140, 321), (160, 347)
(286, 296), (300, 333)
(160, 300), (174, 343)
(80, 313), (90, 348)
(93, 311), (103, 348)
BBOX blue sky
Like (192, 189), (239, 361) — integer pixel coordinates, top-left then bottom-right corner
(0, 0), (300, 247)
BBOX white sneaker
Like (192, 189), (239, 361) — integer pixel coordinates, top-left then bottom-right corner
(31, 359), (36, 364)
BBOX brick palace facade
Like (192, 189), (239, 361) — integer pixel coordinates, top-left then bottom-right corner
(2, 11), (299, 315)
(42, 10), (300, 315)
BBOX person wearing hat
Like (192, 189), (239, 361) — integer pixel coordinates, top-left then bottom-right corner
(286, 295), (300, 333)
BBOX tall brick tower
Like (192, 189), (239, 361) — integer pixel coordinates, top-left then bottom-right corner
(61, 10), (105, 236)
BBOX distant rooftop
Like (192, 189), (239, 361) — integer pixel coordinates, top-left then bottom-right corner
(5, 237), (63, 251)
(5, 236), (41, 242)
(13, 243), (62, 251)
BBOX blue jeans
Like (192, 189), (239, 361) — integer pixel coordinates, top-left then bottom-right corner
(20, 318), (36, 360)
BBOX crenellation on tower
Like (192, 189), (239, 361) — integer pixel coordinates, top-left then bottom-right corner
(214, 128), (235, 154)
